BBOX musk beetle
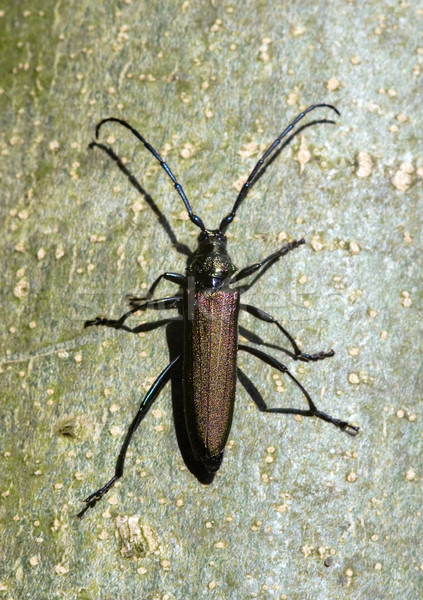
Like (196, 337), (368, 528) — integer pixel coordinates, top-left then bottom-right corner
(78, 104), (359, 517)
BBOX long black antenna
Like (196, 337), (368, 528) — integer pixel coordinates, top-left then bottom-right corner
(94, 118), (206, 232)
(219, 104), (340, 233)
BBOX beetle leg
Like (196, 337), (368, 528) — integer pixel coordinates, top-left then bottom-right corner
(77, 355), (181, 518)
(84, 295), (182, 330)
(240, 303), (334, 362)
(135, 272), (187, 302)
(238, 344), (359, 435)
(232, 239), (305, 286)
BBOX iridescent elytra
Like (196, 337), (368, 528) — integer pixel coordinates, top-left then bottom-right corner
(78, 104), (359, 517)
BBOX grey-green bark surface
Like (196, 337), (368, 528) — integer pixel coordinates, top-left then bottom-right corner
(0, 1), (422, 599)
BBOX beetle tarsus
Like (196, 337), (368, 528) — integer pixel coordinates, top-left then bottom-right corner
(296, 349), (335, 362)
(76, 476), (118, 519)
(313, 409), (360, 436)
(84, 476), (118, 505)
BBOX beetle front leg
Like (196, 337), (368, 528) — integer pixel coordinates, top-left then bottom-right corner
(232, 239), (305, 287)
(77, 355), (181, 518)
(240, 303), (334, 362)
(238, 344), (359, 435)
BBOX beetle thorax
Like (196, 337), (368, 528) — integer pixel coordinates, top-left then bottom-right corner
(187, 229), (236, 287)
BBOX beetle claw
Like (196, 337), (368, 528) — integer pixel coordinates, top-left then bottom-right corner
(339, 421), (360, 436)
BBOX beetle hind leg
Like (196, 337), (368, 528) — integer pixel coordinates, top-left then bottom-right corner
(238, 344), (359, 435)
(77, 356), (180, 518)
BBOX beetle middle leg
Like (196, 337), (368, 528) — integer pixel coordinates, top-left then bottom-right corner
(240, 303), (334, 363)
(239, 344), (359, 435)
(84, 272), (187, 330)
(130, 272), (187, 303)
(77, 355), (181, 518)
(84, 295), (183, 331)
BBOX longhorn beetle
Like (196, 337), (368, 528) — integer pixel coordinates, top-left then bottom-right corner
(78, 104), (359, 517)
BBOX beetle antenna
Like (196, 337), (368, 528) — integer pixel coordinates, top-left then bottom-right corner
(94, 118), (206, 232)
(219, 104), (340, 233)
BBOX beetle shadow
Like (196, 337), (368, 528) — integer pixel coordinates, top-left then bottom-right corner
(237, 368), (266, 410)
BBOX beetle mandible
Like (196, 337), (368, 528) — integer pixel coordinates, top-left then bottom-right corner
(78, 103), (359, 517)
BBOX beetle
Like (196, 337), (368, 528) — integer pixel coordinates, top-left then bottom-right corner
(78, 104), (359, 517)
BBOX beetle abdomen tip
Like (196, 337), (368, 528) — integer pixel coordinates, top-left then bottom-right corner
(201, 450), (224, 473)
